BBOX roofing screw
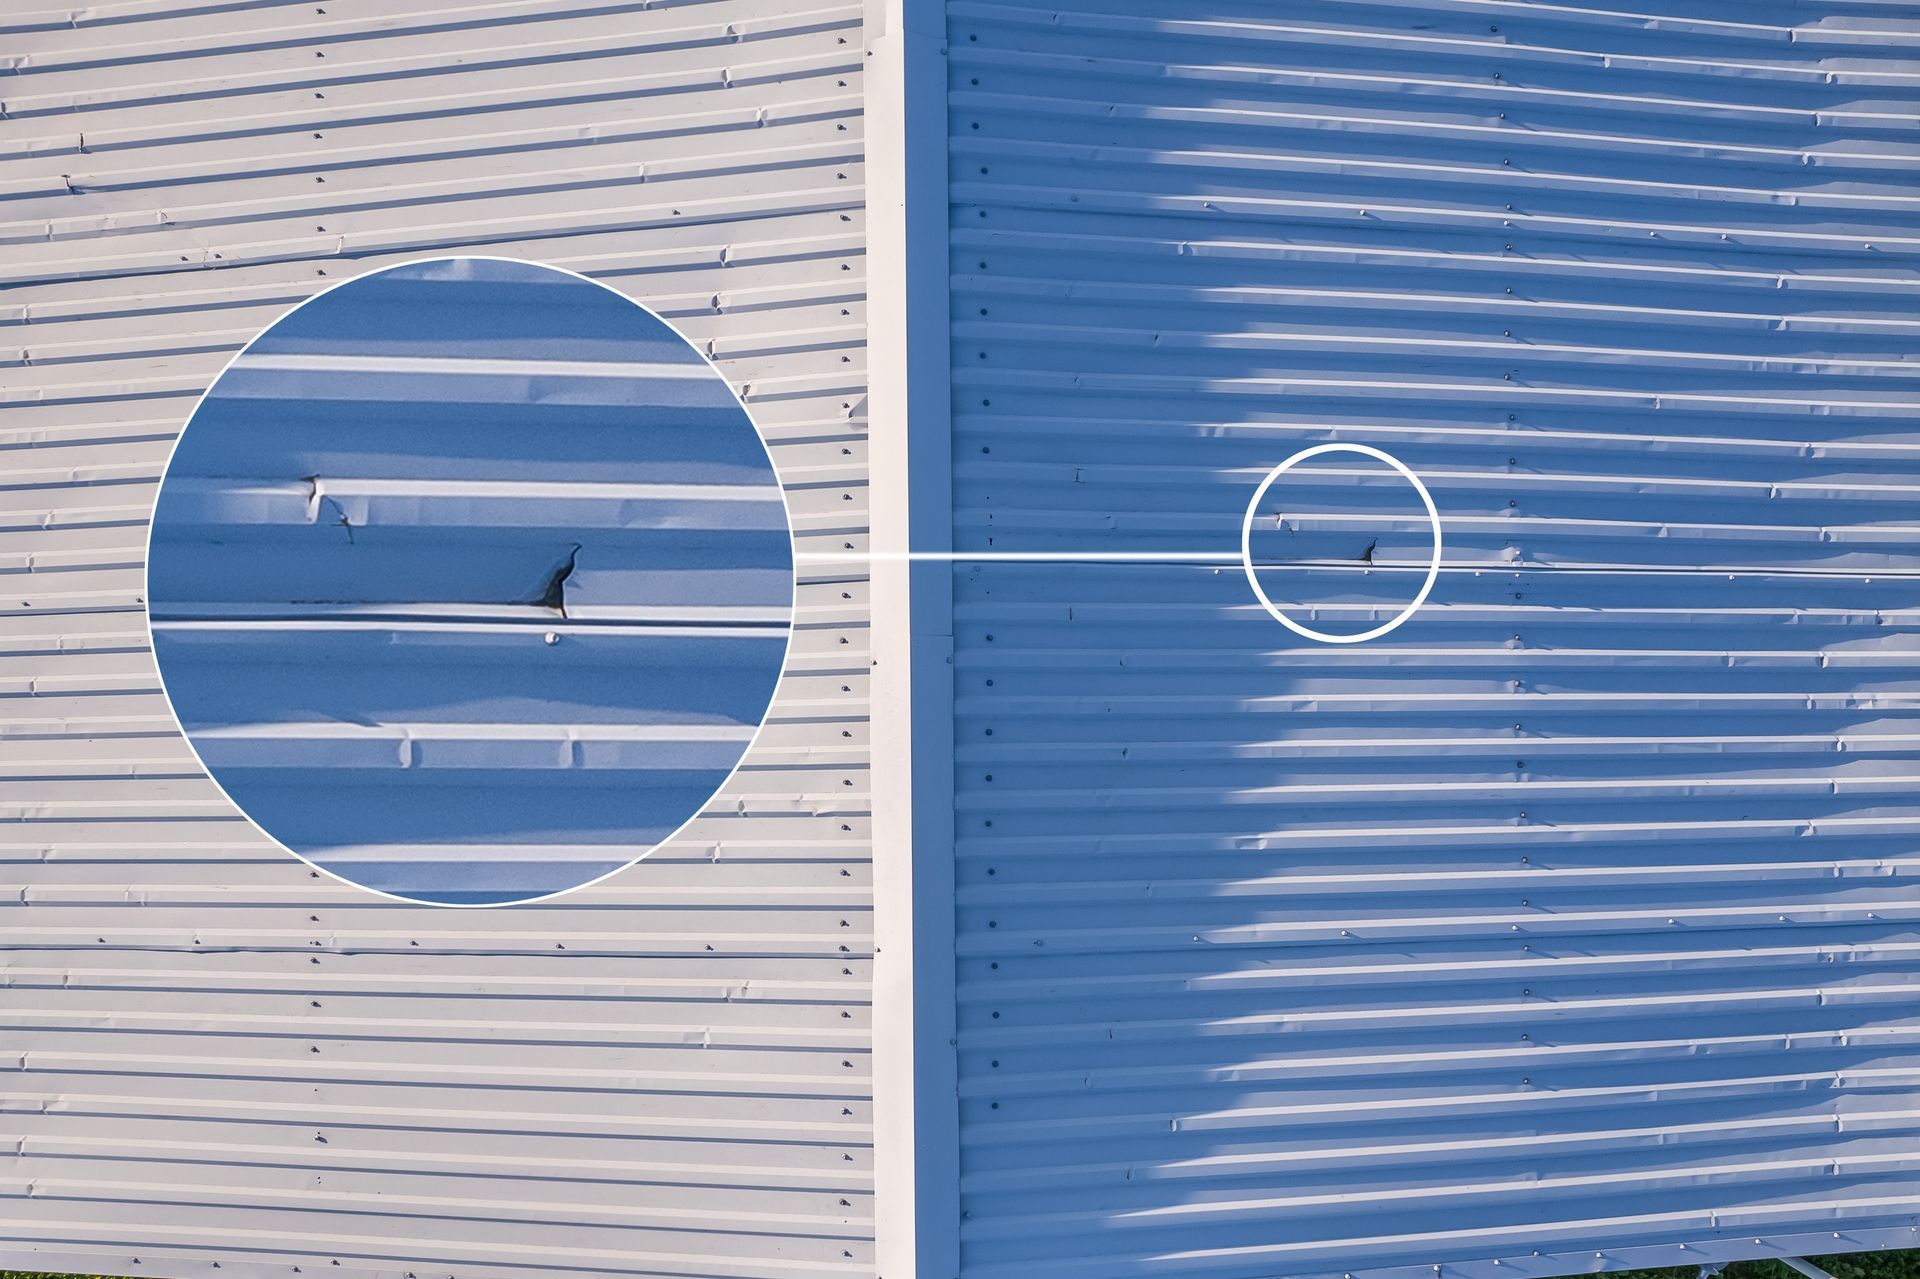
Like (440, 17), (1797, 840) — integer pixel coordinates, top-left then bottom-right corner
(543, 632), (559, 645)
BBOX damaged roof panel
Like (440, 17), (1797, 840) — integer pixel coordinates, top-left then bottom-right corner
(944, 1), (1920, 1277)
(145, 258), (796, 906)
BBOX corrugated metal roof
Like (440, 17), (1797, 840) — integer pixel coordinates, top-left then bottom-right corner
(145, 256), (796, 906)
(0, 0), (873, 1274)
(944, 1), (1920, 1277)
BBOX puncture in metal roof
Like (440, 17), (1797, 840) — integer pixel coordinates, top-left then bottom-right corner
(145, 256), (796, 907)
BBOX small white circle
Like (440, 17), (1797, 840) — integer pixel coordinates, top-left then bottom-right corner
(1239, 443), (1442, 645)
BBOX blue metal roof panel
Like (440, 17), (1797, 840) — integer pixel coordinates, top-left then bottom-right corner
(143, 259), (795, 906)
(945, 1), (1920, 1276)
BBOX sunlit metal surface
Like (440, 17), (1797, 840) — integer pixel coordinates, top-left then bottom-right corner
(944, 2), (1920, 1276)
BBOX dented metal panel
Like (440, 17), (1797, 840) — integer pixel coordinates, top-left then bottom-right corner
(0, 1), (871, 1275)
(945, 3), (1920, 1278)
(145, 258), (795, 905)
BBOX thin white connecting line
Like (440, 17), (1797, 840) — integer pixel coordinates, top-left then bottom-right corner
(795, 550), (1240, 563)
(794, 550), (1432, 566)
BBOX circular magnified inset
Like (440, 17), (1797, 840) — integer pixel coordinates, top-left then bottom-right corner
(1240, 443), (1441, 644)
(146, 257), (794, 907)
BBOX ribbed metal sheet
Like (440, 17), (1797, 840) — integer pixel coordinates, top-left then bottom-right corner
(945, 3), (1920, 1277)
(0, 1), (872, 1275)
(146, 257), (795, 906)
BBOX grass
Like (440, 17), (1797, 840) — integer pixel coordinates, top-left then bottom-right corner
(7, 1258), (1920, 1279)
(1622, 1259), (1920, 1279)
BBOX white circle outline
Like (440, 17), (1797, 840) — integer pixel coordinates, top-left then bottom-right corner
(142, 254), (799, 909)
(1239, 443), (1443, 645)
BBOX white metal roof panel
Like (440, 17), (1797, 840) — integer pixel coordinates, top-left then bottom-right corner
(0, 0), (873, 1275)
